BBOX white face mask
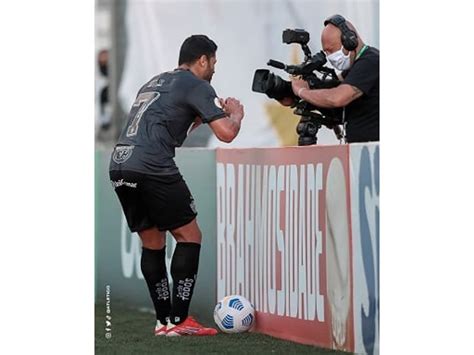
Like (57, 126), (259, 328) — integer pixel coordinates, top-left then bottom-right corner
(327, 46), (351, 71)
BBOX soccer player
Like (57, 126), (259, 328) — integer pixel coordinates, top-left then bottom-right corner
(109, 35), (244, 336)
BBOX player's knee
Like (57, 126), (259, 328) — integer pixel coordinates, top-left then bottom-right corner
(173, 229), (202, 243)
(142, 239), (165, 249)
(183, 231), (202, 243)
(138, 228), (165, 249)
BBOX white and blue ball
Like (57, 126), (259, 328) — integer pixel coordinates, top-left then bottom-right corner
(213, 295), (255, 333)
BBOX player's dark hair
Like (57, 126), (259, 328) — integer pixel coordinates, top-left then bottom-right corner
(178, 35), (218, 65)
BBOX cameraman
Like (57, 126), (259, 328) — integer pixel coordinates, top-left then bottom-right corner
(288, 15), (379, 143)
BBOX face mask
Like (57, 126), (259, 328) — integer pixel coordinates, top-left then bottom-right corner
(327, 46), (351, 71)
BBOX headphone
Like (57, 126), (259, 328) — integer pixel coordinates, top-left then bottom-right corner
(324, 14), (358, 51)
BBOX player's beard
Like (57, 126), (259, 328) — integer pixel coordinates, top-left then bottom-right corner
(204, 65), (214, 82)
(205, 71), (214, 82)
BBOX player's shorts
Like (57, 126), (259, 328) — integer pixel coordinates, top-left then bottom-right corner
(109, 170), (197, 233)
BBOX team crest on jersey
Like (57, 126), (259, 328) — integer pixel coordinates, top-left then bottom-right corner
(112, 145), (134, 164)
(214, 97), (223, 109)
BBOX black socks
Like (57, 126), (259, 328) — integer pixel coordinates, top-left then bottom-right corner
(141, 247), (171, 324)
(141, 243), (201, 326)
(170, 242), (201, 325)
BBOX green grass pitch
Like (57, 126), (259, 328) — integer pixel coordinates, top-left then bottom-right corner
(95, 302), (352, 354)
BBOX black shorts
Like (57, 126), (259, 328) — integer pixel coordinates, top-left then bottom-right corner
(109, 170), (197, 233)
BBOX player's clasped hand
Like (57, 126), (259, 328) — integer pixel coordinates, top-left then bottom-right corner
(221, 97), (244, 118)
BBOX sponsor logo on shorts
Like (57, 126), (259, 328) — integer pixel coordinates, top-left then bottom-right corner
(112, 145), (134, 164)
(111, 179), (137, 188)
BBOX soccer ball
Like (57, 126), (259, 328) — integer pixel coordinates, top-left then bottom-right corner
(213, 295), (255, 333)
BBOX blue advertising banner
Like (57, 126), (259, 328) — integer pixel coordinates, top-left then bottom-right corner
(350, 143), (380, 355)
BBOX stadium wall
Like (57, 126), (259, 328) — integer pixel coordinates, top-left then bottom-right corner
(216, 143), (379, 354)
(95, 144), (379, 353)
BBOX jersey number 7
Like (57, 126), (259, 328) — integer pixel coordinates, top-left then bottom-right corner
(126, 91), (161, 137)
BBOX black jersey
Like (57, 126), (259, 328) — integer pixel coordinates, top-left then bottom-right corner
(342, 46), (379, 143)
(109, 69), (226, 175)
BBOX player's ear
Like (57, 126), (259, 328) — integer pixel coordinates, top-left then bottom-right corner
(198, 55), (207, 67)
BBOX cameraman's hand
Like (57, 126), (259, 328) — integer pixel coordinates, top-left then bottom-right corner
(222, 97), (244, 120)
(291, 77), (309, 97)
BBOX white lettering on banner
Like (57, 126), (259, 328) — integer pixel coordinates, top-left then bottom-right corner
(261, 165), (268, 313)
(245, 164), (255, 304)
(217, 163), (325, 321)
(253, 166), (260, 310)
(298, 164), (307, 319)
(276, 165), (285, 316)
(307, 165), (315, 320)
(216, 163), (226, 300)
(315, 165), (324, 322)
(289, 165), (298, 318)
(226, 163), (235, 296)
(236, 164), (245, 296)
(267, 165), (277, 314)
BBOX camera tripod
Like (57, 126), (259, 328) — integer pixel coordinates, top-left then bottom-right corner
(293, 101), (343, 146)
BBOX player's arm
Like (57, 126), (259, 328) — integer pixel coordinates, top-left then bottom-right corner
(209, 98), (244, 143)
(189, 116), (203, 133)
(187, 82), (244, 143)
